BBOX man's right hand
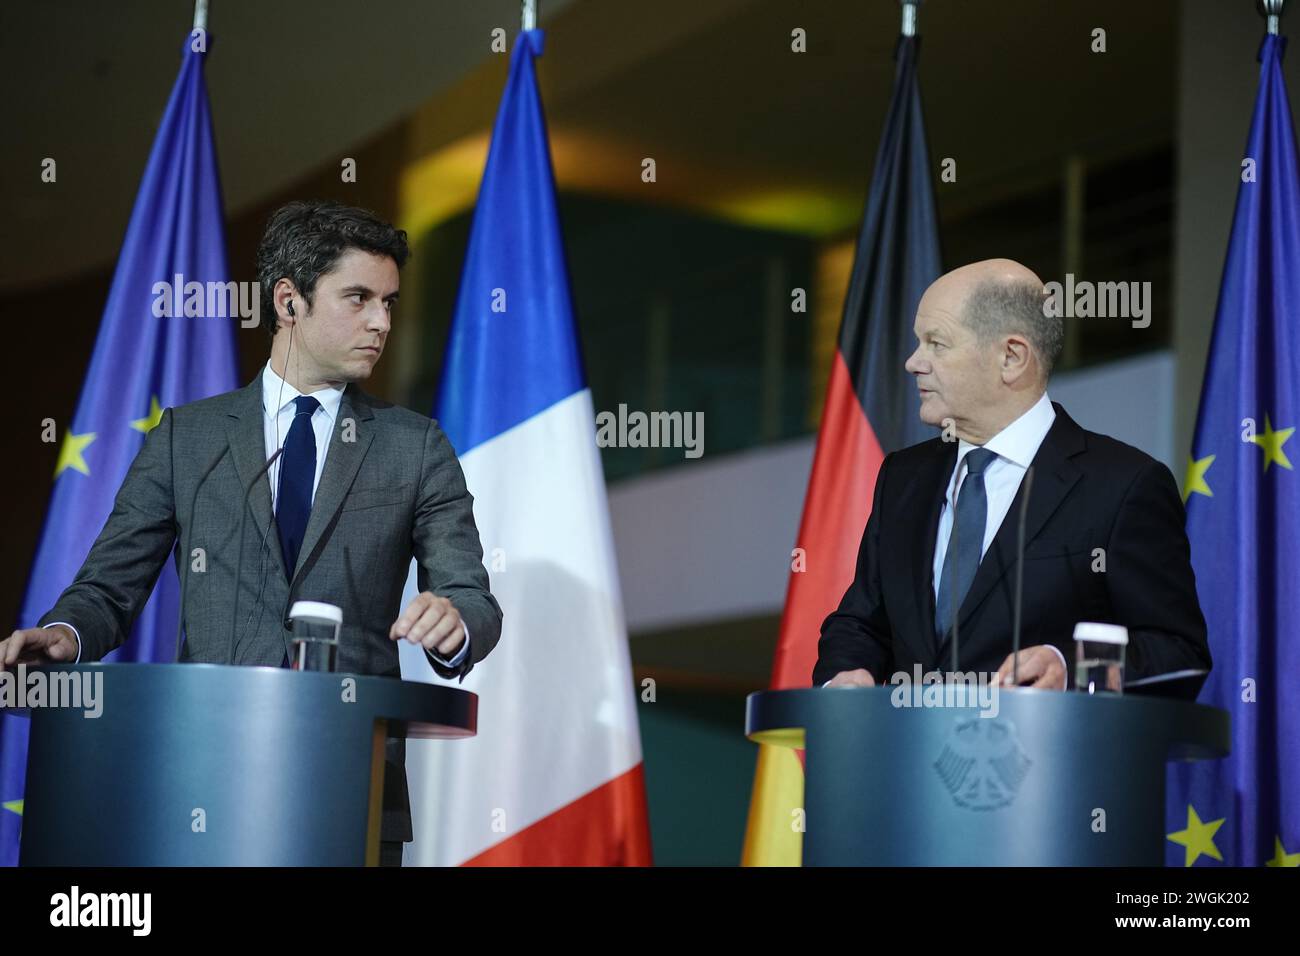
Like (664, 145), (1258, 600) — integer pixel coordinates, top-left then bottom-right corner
(0, 625), (78, 672)
(825, 668), (876, 688)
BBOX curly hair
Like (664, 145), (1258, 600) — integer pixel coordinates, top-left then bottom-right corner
(256, 201), (410, 338)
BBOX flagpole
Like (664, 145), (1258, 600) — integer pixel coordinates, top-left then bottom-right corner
(193, 0), (208, 32)
(900, 0), (922, 37)
(1259, 0), (1285, 35)
(522, 0), (537, 31)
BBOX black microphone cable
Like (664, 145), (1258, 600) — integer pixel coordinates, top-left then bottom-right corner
(173, 444), (231, 662)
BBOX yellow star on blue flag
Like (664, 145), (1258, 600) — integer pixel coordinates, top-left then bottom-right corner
(54, 430), (95, 478)
(1265, 835), (1300, 867)
(131, 395), (165, 434)
(1249, 414), (1294, 471)
(1167, 805), (1224, 867)
(1183, 454), (1214, 502)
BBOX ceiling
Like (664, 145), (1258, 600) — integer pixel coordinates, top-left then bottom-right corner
(2, 0), (1182, 292)
(0, 0), (575, 290)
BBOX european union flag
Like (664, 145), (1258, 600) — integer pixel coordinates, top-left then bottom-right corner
(0, 36), (239, 866)
(1166, 33), (1300, 868)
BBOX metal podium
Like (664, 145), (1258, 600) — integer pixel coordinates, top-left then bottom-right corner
(746, 686), (1229, 865)
(17, 663), (476, 866)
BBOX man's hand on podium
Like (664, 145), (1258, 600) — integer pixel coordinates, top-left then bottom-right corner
(0, 624), (78, 672)
(389, 591), (465, 660)
(824, 668), (876, 688)
(994, 645), (1068, 690)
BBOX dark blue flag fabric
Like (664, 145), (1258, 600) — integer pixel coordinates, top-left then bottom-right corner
(1166, 33), (1300, 868)
(839, 34), (944, 454)
(433, 29), (585, 452)
(0, 37), (239, 866)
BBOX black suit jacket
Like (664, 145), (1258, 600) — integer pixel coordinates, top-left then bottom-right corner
(812, 403), (1210, 691)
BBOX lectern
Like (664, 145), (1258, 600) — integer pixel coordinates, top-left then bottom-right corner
(746, 687), (1228, 865)
(18, 663), (476, 866)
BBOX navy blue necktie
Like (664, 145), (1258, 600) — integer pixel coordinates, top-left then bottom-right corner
(935, 447), (997, 640)
(276, 395), (320, 581)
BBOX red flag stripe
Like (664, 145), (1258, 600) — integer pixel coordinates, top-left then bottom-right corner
(462, 763), (653, 867)
(770, 349), (885, 691)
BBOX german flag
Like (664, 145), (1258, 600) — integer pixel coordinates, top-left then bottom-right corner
(742, 32), (943, 866)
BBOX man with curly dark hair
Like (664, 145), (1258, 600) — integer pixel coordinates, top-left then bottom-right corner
(3, 201), (502, 867)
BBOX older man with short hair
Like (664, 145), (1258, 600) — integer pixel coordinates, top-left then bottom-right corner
(814, 258), (1210, 693)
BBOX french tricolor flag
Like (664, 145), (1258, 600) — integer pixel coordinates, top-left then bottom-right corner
(399, 29), (652, 866)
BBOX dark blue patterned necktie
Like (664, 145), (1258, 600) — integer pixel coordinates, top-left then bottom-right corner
(276, 395), (320, 581)
(935, 447), (997, 640)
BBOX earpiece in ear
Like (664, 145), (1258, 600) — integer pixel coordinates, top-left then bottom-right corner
(286, 300), (296, 317)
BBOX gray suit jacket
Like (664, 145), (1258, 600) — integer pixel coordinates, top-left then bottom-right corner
(40, 374), (503, 842)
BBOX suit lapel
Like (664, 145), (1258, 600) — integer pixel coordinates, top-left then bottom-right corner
(938, 403), (1086, 659)
(897, 438), (956, 666)
(290, 384), (376, 589)
(225, 376), (289, 581)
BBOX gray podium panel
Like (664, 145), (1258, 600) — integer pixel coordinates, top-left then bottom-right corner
(746, 687), (1228, 866)
(17, 663), (476, 866)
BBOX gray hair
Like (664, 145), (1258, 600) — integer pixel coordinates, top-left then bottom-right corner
(962, 278), (1063, 378)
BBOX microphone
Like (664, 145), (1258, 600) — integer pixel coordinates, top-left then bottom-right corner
(1010, 466), (1035, 686)
(173, 445), (232, 662)
(227, 447), (285, 666)
(950, 466), (960, 677)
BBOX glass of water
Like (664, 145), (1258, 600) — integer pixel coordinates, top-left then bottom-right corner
(288, 601), (342, 672)
(1073, 622), (1127, 694)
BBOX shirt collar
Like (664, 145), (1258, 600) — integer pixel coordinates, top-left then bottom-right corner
(261, 361), (345, 424)
(955, 391), (1057, 473)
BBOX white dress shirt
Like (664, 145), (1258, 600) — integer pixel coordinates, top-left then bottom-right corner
(932, 391), (1056, 593)
(262, 360), (345, 514)
(823, 391), (1066, 688)
(51, 361), (468, 669)
(931, 390), (1065, 686)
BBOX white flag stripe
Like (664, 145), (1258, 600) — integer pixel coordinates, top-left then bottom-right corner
(400, 389), (642, 865)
